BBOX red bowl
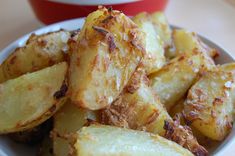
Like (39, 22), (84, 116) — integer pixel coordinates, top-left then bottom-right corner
(28, 0), (168, 25)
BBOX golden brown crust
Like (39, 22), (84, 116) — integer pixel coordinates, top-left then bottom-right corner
(0, 30), (70, 83)
(100, 67), (169, 135)
(164, 114), (208, 156)
(100, 96), (131, 128)
(101, 68), (151, 128)
(53, 82), (68, 100)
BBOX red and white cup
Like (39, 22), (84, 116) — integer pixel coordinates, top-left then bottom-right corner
(28, 0), (169, 25)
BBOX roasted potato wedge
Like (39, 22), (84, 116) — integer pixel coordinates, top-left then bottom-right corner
(53, 100), (98, 156)
(173, 29), (218, 58)
(133, 12), (165, 73)
(73, 125), (194, 156)
(69, 7), (145, 110)
(150, 52), (214, 111)
(0, 30), (70, 83)
(184, 67), (234, 141)
(101, 67), (170, 135)
(170, 98), (217, 149)
(0, 62), (68, 134)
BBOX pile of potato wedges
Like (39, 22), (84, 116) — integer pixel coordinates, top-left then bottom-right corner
(0, 6), (234, 156)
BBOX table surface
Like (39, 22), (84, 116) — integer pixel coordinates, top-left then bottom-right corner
(0, 0), (235, 155)
(1, 0), (235, 56)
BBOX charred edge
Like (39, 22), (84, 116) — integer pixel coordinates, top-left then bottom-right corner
(53, 83), (68, 99)
(131, 40), (145, 52)
(9, 55), (17, 65)
(164, 120), (174, 135)
(92, 26), (109, 35)
(144, 110), (159, 126)
(49, 104), (57, 113)
(64, 53), (70, 63)
(226, 121), (233, 129)
(107, 34), (116, 52)
(212, 49), (220, 59)
(102, 15), (114, 23)
(70, 29), (81, 38)
(125, 70), (142, 94)
(129, 31), (145, 52)
(182, 112), (193, 126)
(212, 97), (223, 106)
(193, 147), (209, 156)
(84, 119), (99, 127)
(92, 26), (116, 53)
(125, 82), (140, 94)
(164, 119), (208, 156)
(37, 39), (47, 47)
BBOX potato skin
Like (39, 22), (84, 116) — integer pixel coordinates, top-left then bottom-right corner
(0, 62), (68, 134)
(184, 67), (234, 141)
(0, 30), (70, 83)
(74, 125), (194, 156)
(69, 7), (145, 110)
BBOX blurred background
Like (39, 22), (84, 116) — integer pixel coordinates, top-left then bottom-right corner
(0, 0), (235, 57)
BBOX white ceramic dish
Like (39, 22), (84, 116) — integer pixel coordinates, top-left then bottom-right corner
(0, 18), (234, 156)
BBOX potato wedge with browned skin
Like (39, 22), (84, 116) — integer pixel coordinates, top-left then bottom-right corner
(164, 116), (208, 156)
(173, 29), (218, 58)
(0, 30), (71, 83)
(73, 125), (194, 156)
(0, 62), (68, 134)
(150, 51), (214, 111)
(133, 12), (166, 73)
(169, 98), (218, 150)
(184, 67), (234, 141)
(69, 7), (145, 110)
(100, 67), (170, 135)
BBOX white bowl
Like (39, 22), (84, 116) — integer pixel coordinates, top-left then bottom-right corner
(0, 18), (234, 156)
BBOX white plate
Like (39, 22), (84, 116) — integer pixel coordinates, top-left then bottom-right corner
(0, 18), (234, 156)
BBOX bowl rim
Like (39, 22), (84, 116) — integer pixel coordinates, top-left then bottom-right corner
(0, 17), (234, 156)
